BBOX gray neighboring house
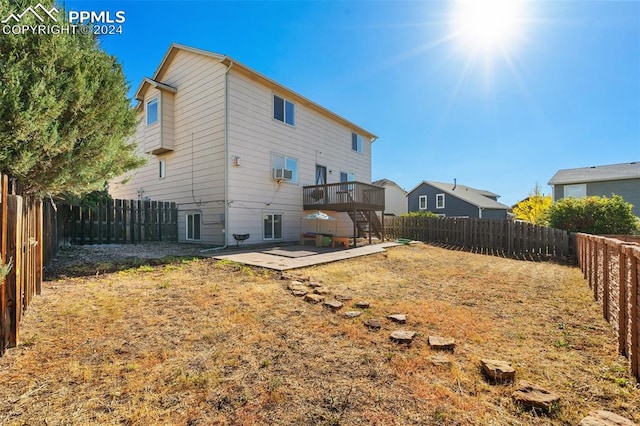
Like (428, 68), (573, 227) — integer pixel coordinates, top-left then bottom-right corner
(548, 162), (640, 217)
(372, 179), (407, 216)
(407, 181), (511, 219)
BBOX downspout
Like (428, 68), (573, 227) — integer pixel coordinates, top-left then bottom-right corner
(479, 207), (483, 219)
(201, 59), (233, 253)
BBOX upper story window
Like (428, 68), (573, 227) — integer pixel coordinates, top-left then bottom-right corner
(564, 183), (586, 198)
(273, 95), (295, 126)
(352, 133), (363, 153)
(146, 98), (158, 125)
(419, 195), (427, 210)
(271, 153), (298, 183)
(436, 193), (445, 209)
(159, 159), (166, 178)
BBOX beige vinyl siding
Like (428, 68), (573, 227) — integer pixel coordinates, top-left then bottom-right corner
(225, 70), (372, 244)
(110, 50), (228, 244)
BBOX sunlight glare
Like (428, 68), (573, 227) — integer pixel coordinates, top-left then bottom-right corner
(453, 0), (525, 52)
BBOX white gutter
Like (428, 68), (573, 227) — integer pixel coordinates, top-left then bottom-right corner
(200, 60), (234, 253)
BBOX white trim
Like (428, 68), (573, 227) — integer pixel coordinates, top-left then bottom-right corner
(436, 193), (445, 209)
(564, 183), (587, 198)
(272, 94), (295, 127)
(186, 212), (201, 241)
(158, 159), (166, 179)
(351, 132), (363, 153)
(418, 195), (427, 210)
(146, 97), (159, 126)
(263, 212), (283, 240)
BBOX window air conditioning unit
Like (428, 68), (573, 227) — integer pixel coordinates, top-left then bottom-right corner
(273, 168), (293, 180)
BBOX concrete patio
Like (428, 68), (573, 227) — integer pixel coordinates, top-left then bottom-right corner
(212, 242), (400, 271)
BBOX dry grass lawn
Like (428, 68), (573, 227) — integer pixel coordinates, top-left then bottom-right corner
(0, 243), (638, 425)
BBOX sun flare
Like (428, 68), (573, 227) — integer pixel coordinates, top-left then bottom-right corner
(452, 0), (526, 52)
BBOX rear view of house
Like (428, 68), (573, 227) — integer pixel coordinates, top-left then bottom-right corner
(548, 162), (640, 216)
(407, 181), (511, 219)
(109, 44), (383, 246)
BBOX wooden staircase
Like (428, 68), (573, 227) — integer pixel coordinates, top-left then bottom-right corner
(347, 210), (383, 240)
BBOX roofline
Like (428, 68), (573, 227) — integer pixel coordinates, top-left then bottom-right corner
(134, 77), (177, 101)
(138, 43), (378, 141)
(407, 180), (510, 210)
(548, 175), (640, 185)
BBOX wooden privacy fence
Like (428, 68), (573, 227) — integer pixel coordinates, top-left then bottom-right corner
(0, 174), (43, 356)
(385, 217), (574, 261)
(58, 199), (178, 245)
(575, 233), (640, 381)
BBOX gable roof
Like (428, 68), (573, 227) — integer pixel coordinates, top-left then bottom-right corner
(548, 161), (640, 185)
(372, 178), (406, 193)
(408, 181), (511, 210)
(134, 43), (377, 141)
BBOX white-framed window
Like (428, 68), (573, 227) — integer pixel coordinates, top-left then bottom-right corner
(351, 133), (363, 153)
(271, 153), (298, 182)
(263, 212), (283, 240)
(186, 213), (201, 241)
(419, 195), (427, 210)
(436, 193), (445, 209)
(273, 94), (295, 126)
(159, 159), (166, 178)
(564, 183), (587, 198)
(146, 97), (158, 125)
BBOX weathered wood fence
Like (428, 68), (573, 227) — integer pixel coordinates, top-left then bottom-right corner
(385, 217), (574, 261)
(57, 199), (178, 245)
(575, 233), (640, 381)
(0, 174), (44, 356)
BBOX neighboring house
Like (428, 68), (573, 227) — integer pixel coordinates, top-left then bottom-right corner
(372, 179), (407, 216)
(548, 162), (640, 216)
(407, 181), (511, 219)
(109, 43), (384, 246)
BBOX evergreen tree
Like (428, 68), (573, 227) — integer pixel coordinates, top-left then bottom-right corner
(0, 0), (144, 197)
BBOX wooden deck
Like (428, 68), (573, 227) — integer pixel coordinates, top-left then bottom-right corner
(302, 182), (385, 212)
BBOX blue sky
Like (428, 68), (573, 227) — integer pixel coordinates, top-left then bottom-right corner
(62, 0), (640, 206)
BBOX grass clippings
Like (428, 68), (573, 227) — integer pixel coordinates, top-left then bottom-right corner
(0, 243), (638, 425)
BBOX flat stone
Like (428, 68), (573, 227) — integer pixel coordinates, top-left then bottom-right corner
(390, 330), (416, 343)
(364, 318), (382, 330)
(481, 359), (516, 383)
(512, 380), (560, 413)
(323, 300), (344, 311)
(428, 336), (456, 352)
(387, 314), (407, 324)
(343, 311), (362, 318)
(291, 290), (307, 297)
(313, 287), (331, 295)
(427, 354), (452, 367)
(336, 294), (353, 301)
(579, 410), (637, 426)
(354, 301), (371, 309)
(288, 282), (308, 292)
(308, 281), (323, 288)
(304, 294), (325, 304)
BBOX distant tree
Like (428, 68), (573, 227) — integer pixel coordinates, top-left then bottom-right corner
(0, 0), (145, 198)
(401, 211), (438, 218)
(547, 194), (639, 235)
(513, 184), (552, 225)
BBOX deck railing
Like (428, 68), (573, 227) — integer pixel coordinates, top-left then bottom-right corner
(302, 182), (385, 212)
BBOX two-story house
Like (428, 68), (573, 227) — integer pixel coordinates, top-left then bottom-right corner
(548, 162), (640, 217)
(407, 181), (511, 218)
(109, 44), (384, 246)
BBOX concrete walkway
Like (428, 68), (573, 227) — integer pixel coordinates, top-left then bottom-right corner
(213, 242), (400, 271)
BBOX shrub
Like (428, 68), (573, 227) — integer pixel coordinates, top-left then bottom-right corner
(400, 211), (438, 218)
(547, 194), (639, 235)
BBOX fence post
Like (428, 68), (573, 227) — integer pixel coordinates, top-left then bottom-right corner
(628, 246), (638, 380)
(0, 175), (8, 355)
(602, 241), (610, 321)
(6, 195), (23, 347)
